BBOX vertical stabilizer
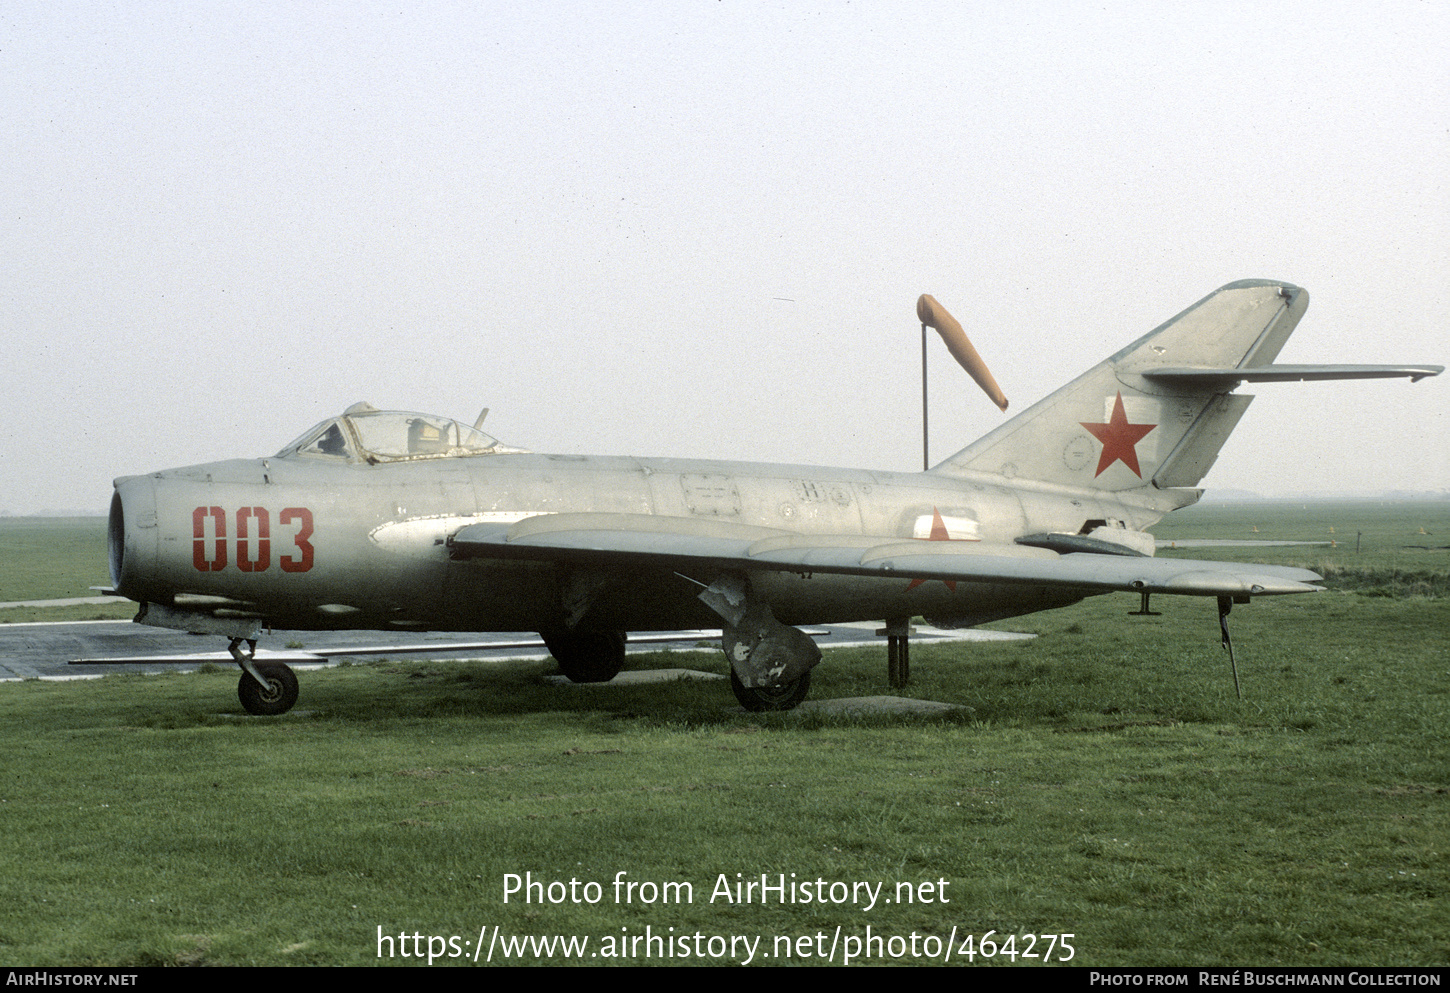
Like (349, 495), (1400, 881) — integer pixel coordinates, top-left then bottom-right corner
(931, 280), (1308, 491)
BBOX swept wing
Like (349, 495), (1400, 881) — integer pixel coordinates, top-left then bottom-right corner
(450, 513), (1323, 598)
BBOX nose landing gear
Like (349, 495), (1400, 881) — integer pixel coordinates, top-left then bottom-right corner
(228, 638), (300, 715)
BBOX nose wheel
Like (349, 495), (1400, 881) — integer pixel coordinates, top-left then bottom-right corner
(228, 638), (300, 715)
(237, 662), (299, 715)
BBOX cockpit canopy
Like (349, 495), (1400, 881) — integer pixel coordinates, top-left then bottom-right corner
(276, 402), (530, 463)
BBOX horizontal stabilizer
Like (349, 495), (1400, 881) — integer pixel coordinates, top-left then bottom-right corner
(1143, 364), (1443, 385)
(450, 513), (1323, 598)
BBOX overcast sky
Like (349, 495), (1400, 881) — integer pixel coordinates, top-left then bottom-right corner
(2, 1), (1445, 513)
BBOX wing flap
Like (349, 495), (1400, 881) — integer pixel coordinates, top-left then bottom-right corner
(853, 541), (1319, 595)
(449, 514), (1323, 597)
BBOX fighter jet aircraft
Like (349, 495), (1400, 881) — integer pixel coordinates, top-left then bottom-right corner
(103, 280), (1441, 715)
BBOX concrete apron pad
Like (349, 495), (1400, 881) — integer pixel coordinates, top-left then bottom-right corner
(544, 668), (727, 687)
(216, 710), (320, 719)
(790, 696), (969, 716)
(546, 668), (968, 715)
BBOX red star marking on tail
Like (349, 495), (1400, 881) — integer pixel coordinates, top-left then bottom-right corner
(1079, 392), (1156, 478)
(906, 507), (958, 592)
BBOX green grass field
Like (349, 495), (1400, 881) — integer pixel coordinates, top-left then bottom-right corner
(1, 506), (1446, 966)
(0, 517), (111, 601)
(1154, 499), (1450, 596)
(0, 516), (132, 621)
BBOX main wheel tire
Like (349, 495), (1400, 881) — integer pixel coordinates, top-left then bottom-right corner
(541, 629), (626, 683)
(730, 668), (811, 712)
(238, 662), (299, 715)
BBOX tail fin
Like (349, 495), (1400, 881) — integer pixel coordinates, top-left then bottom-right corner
(930, 280), (1308, 491)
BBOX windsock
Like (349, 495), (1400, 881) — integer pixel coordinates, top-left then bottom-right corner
(916, 294), (1009, 411)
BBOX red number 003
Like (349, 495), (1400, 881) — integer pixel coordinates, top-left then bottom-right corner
(192, 506), (227, 571)
(192, 506), (313, 573)
(280, 507), (314, 573)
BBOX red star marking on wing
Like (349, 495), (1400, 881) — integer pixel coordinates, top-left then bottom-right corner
(906, 507), (958, 592)
(1079, 392), (1156, 478)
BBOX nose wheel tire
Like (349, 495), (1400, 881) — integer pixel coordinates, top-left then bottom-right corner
(730, 668), (811, 712)
(238, 662), (299, 716)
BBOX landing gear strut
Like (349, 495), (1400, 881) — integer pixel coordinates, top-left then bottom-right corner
(879, 617), (914, 688)
(228, 637), (300, 715)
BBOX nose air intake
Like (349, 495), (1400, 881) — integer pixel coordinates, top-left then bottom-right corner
(108, 490), (125, 589)
(109, 474), (158, 599)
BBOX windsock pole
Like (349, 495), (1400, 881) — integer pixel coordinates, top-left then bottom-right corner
(922, 321), (930, 470)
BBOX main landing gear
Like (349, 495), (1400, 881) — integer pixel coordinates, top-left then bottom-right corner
(541, 628), (627, 683)
(729, 668), (812, 712)
(228, 638), (300, 716)
(697, 574), (822, 712)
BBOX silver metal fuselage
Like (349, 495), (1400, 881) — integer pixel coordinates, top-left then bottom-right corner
(110, 451), (1176, 634)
